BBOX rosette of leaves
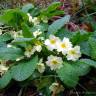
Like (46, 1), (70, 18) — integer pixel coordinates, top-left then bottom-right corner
(0, 2), (96, 96)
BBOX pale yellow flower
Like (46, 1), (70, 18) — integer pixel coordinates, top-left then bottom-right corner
(49, 82), (64, 94)
(41, 16), (48, 23)
(24, 45), (35, 58)
(34, 45), (42, 52)
(45, 35), (60, 51)
(57, 37), (72, 55)
(10, 30), (23, 39)
(37, 59), (45, 73)
(32, 17), (40, 25)
(46, 55), (63, 70)
(67, 46), (81, 61)
(27, 13), (33, 23)
(33, 29), (42, 38)
(49, 82), (59, 92)
(27, 13), (40, 25)
(38, 37), (45, 41)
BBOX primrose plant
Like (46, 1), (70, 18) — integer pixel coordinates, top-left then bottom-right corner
(0, 2), (96, 95)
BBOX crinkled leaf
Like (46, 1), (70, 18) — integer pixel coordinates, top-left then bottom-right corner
(40, 2), (62, 17)
(31, 23), (48, 32)
(47, 2), (61, 12)
(80, 59), (96, 68)
(55, 28), (72, 40)
(22, 23), (33, 38)
(34, 77), (52, 90)
(57, 61), (90, 87)
(0, 9), (14, 24)
(71, 30), (91, 45)
(0, 71), (12, 89)
(71, 61), (90, 76)
(0, 47), (23, 60)
(0, 9), (27, 28)
(30, 8), (40, 17)
(12, 38), (36, 47)
(21, 4), (34, 13)
(80, 41), (91, 56)
(0, 33), (12, 42)
(57, 62), (79, 87)
(12, 38), (35, 43)
(48, 15), (70, 35)
(88, 37), (96, 60)
(11, 56), (38, 81)
(0, 42), (6, 48)
(47, 10), (64, 18)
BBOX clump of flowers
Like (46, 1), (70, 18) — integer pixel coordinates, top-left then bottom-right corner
(23, 34), (81, 71)
(45, 35), (81, 61)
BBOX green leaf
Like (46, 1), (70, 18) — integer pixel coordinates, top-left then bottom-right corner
(40, 2), (63, 19)
(41, 87), (51, 96)
(12, 38), (35, 43)
(30, 8), (40, 17)
(88, 37), (96, 60)
(11, 56), (38, 81)
(0, 9), (14, 24)
(71, 61), (90, 76)
(55, 28), (72, 40)
(31, 23), (48, 32)
(40, 2), (62, 18)
(56, 29), (91, 44)
(57, 62), (79, 87)
(22, 23), (33, 38)
(47, 2), (61, 12)
(0, 9), (28, 28)
(0, 33), (12, 42)
(0, 42), (6, 48)
(80, 41), (91, 56)
(71, 30), (91, 45)
(21, 4), (34, 13)
(47, 10), (64, 18)
(48, 15), (70, 35)
(57, 61), (90, 87)
(12, 38), (36, 48)
(92, 31), (96, 38)
(80, 59), (96, 68)
(0, 71), (12, 89)
(0, 47), (23, 60)
(34, 77), (52, 90)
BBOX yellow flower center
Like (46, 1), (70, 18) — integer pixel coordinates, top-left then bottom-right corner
(35, 41), (41, 45)
(61, 43), (66, 48)
(52, 60), (58, 65)
(69, 50), (76, 55)
(50, 39), (56, 44)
